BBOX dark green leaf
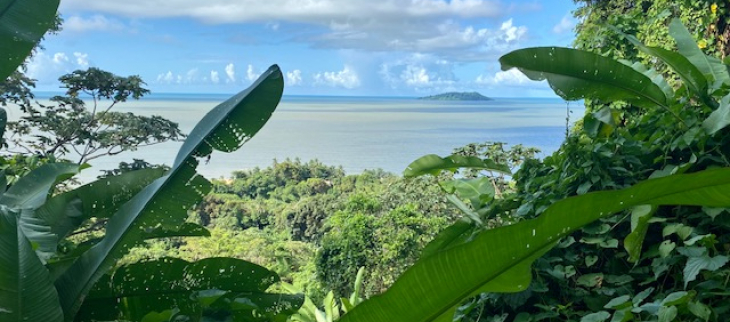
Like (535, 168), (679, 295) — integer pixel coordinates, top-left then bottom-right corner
(669, 18), (730, 85)
(0, 0), (60, 79)
(0, 163), (80, 209)
(702, 93), (730, 134)
(499, 47), (669, 109)
(0, 211), (63, 322)
(404, 154), (510, 178)
(55, 66), (284, 320)
(580, 311), (610, 322)
(615, 29), (714, 107)
(624, 205), (656, 263)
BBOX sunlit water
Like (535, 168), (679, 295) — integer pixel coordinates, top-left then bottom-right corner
(10, 95), (584, 182)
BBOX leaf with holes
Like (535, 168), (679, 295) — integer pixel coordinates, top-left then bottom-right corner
(499, 47), (669, 109)
(54, 66), (284, 320)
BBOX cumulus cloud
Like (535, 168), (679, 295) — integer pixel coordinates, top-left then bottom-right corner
(553, 14), (576, 34)
(64, 14), (126, 33)
(74, 52), (89, 67)
(157, 71), (175, 83)
(475, 68), (532, 86)
(210, 70), (220, 84)
(225, 63), (236, 83)
(246, 65), (261, 81)
(60, 0), (504, 22)
(314, 66), (360, 89)
(286, 69), (303, 86)
(186, 68), (199, 82)
(379, 54), (457, 90)
(26, 51), (92, 84)
(59, 0), (525, 62)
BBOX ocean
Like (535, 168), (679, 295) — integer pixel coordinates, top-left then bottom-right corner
(13, 94), (584, 182)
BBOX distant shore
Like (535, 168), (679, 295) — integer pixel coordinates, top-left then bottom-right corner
(418, 92), (492, 101)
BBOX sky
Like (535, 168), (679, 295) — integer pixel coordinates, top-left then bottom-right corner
(29, 0), (581, 97)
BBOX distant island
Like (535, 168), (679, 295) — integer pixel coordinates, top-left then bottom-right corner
(418, 92), (492, 101)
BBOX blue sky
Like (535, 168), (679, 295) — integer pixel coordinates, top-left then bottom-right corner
(30, 0), (580, 97)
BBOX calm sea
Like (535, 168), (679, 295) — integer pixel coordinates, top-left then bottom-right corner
(18, 94), (584, 182)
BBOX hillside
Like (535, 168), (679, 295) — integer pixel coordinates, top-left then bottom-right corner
(418, 91), (492, 101)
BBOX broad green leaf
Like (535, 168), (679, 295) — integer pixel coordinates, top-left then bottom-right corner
(660, 291), (690, 307)
(34, 167), (167, 240)
(669, 18), (730, 85)
(624, 205), (656, 263)
(55, 66), (284, 320)
(404, 154), (510, 178)
(0, 211), (63, 322)
(581, 311), (610, 322)
(577, 273), (604, 288)
(702, 93), (730, 134)
(444, 177), (495, 209)
(0, 163), (80, 209)
(658, 241), (676, 258)
(418, 219), (476, 260)
(620, 60), (674, 100)
(444, 194), (483, 225)
(687, 301), (712, 321)
(657, 306), (677, 322)
(604, 295), (631, 309)
(0, 0), (60, 79)
(338, 168), (730, 322)
(76, 257), (297, 322)
(499, 47), (669, 109)
(616, 30), (714, 107)
(683, 252), (729, 287)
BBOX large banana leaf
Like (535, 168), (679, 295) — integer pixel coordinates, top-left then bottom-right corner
(0, 211), (63, 322)
(499, 47), (670, 109)
(55, 65), (284, 320)
(0, 0), (59, 79)
(34, 167), (167, 240)
(0, 163), (81, 262)
(0, 162), (80, 209)
(669, 18), (730, 86)
(404, 154), (510, 178)
(338, 168), (730, 322)
(616, 30), (715, 108)
(76, 257), (302, 322)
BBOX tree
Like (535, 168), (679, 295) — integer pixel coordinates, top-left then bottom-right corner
(5, 67), (184, 164)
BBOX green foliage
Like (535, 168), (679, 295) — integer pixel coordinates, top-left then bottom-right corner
(0, 0), (59, 80)
(6, 67), (184, 164)
(339, 18), (730, 322)
(0, 25), (299, 321)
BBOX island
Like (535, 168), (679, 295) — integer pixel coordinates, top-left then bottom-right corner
(418, 92), (492, 101)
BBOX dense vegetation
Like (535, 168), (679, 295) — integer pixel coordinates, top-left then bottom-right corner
(5, 1), (730, 322)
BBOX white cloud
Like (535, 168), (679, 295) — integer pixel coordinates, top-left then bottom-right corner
(26, 51), (92, 84)
(60, 0), (504, 22)
(186, 68), (199, 82)
(59, 0), (523, 62)
(157, 71), (174, 83)
(211, 70), (220, 84)
(64, 14), (125, 33)
(286, 69), (303, 86)
(379, 54), (457, 90)
(225, 63), (236, 83)
(246, 65), (261, 82)
(314, 66), (360, 89)
(73, 52), (89, 67)
(552, 14), (576, 34)
(475, 68), (532, 86)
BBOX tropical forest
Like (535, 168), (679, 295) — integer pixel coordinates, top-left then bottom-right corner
(2, 0), (730, 321)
